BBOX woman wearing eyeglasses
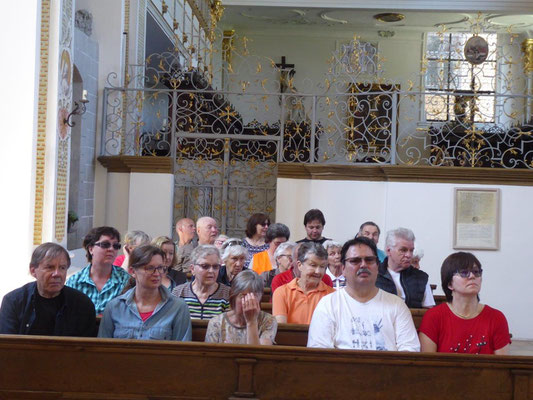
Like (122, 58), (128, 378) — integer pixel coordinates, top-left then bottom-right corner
(66, 226), (130, 315)
(260, 242), (295, 289)
(217, 239), (249, 286)
(419, 252), (510, 354)
(98, 245), (192, 341)
(242, 213), (271, 268)
(172, 245), (230, 319)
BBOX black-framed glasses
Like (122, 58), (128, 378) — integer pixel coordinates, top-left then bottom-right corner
(141, 265), (168, 274)
(344, 256), (378, 266)
(455, 268), (483, 278)
(195, 263), (221, 271)
(94, 241), (121, 250)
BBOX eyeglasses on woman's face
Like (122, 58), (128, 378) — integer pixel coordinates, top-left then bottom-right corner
(455, 268), (483, 278)
(140, 265), (168, 275)
(94, 241), (121, 250)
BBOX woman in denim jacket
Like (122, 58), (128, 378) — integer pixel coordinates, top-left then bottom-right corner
(98, 245), (191, 341)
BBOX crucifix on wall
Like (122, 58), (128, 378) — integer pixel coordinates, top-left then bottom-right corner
(275, 56), (295, 93)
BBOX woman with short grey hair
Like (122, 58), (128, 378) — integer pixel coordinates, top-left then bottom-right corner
(172, 245), (230, 320)
(322, 240), (345, 289)
(205, 270), (277, 345)
(217, 239), (249, 286)
(260, 241), (296, 288)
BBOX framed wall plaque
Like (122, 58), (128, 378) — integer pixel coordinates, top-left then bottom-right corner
(453, 188), (500, 250)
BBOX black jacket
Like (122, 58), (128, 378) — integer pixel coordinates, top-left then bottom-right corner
(0, 282), (96, 336)
(376, 258), (429, 308)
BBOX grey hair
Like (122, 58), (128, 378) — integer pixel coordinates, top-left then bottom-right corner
(413, 248), (424, 260)
(189, 244), (220, 266)
(274, 241), (296, 261)
(30, 242), (71, 270)
(385, 227), (416, 249)
(229, 269), (264, 309)
(221, 238), (249, 261)
(297, 242), (327, 263)
(124, 230), (151, 247)
(266, 223), (290, 243)
(322, 240), (342, 251)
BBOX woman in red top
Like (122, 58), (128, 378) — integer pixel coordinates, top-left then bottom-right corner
(419, 252), (510, 354)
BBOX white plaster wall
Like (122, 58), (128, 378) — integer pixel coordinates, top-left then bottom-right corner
(277, 177), (533, 340)
(105, 172), (130, 235)
(128, 172), (174, 239)
(0, 0), (41, 301)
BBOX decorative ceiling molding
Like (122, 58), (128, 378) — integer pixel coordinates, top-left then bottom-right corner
(223, 0), (533, 13)
(277, 164), (533, 186)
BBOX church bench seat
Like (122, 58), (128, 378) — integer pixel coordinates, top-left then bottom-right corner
(0, 334), (530, 399)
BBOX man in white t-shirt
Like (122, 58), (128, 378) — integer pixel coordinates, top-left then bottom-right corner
(376, 227), (435, 309)
(307, 237), (420, 351)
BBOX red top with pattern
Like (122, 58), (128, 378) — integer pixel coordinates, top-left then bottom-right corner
(419, 303), (510, 354)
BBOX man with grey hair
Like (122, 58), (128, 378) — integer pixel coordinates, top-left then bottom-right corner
(0, 243), (96, 336)
(196, 216), (219, 245)
(376, 227), (435, 308)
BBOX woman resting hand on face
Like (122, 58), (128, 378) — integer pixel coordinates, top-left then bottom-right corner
(419, 252), (510, 355)
(205, 270), (277, 345)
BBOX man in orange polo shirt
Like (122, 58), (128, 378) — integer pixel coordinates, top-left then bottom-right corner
(272, 242), (335, 324)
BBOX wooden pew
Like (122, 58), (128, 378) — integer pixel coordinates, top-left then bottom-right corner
(192, 308), (428, 346)
(0, 334), (532, 400)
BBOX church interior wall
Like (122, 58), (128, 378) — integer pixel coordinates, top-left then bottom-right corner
(0, 0), (41, 300)
(73, 0), (126, 228)
(68, 28), (99, 250)
(128, 172), (174, 240)
(276, 177), (533, 340)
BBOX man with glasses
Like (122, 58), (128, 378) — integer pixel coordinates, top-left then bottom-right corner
(376, 228), (435, 309)
(307, 237), (420, 351)
(66, 226), (130, 314)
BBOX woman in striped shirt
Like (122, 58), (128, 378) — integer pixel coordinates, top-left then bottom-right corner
(172, 245), (230, 319)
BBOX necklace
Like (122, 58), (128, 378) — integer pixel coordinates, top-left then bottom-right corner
(450, 303), (480, 319)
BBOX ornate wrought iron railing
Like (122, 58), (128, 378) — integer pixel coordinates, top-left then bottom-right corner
(100, 85), (533, 169)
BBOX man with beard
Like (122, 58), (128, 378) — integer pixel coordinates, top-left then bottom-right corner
(376, 228), (435, 309)
(307, 237), (419, 351)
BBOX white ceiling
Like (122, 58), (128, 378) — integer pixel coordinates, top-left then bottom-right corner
(220, 6), (533, 33)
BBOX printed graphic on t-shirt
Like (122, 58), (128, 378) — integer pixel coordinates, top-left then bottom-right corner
(449, 334), (488, 354)
(350, 316), (386, 350)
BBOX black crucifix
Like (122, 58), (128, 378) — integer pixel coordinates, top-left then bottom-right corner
(275, 56), (295, 93)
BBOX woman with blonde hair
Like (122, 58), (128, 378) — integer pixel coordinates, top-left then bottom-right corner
(114, 230), (151, 269)
(152, 236), (187, 291)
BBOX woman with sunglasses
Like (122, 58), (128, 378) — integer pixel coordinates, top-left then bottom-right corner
(98, 245), (191, 341)
(218, 239), (249, 286)
(242, 213), (270, 268)
(66, 226), (130, 315)
(172, 245), (230, 319)
(419, 252), (510, 354)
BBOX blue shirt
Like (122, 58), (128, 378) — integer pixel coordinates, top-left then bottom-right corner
(66, 264), (130, 314)
(378, 248), (386, 263)
(98, 286), (192, 341)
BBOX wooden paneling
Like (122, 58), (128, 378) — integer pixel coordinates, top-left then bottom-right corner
(97, 156), (173, 173)
(1, 335), (533, 399)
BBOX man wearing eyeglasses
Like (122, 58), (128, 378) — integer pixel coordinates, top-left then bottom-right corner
(376, 228), (435, 309)
(66, 226), (130, 314)
(307, 237), (420, 351)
